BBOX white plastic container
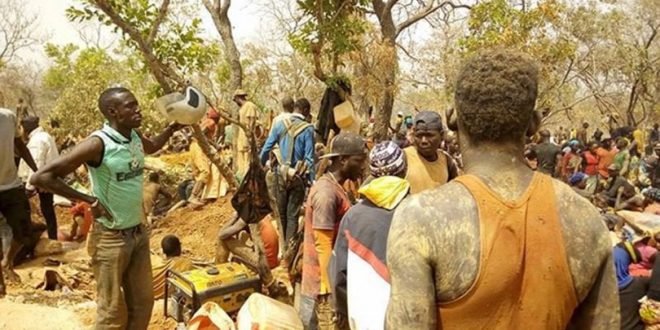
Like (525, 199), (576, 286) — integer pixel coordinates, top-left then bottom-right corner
(236, 293), (303, 330)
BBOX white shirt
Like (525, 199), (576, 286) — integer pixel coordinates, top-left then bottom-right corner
(19, 126), (59, 190)
(0, 108), (21, 191)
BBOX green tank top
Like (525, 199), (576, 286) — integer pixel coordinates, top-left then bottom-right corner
(88, 124), (144, 229)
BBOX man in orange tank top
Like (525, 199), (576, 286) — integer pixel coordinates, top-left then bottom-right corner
(385, 49), (619, 329)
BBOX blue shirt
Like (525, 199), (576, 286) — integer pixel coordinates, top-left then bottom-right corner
(613, 245), (633, 289)
(260, 113), (315, 180)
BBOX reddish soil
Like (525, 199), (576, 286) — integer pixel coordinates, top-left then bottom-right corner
(149, 196), (236, 261)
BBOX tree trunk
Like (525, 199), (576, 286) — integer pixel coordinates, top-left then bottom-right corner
(203, 0), (244, 172)
(626, 80), (640, 127)
(202, 0), (243, 94)
(202, 2), (278, 290)
(372, 2), (398, 142)
(374, 49), (397, 142)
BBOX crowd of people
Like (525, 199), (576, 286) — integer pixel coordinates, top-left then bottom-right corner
(526, 121), (660, 330)
(1, 48), (659, 330)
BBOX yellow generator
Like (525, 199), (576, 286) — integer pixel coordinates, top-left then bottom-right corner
(164, 262), (261, 323)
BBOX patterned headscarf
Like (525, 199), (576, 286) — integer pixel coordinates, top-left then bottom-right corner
(369, 141), (406, 178)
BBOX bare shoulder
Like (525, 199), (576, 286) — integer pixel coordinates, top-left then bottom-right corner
(390, 181), (480, 302)
(552, 179), (611, 302)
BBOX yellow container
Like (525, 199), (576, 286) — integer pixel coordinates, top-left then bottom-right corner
(333, 101), (356, 129)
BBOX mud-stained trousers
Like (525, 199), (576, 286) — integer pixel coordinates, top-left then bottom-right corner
(299, 294), (348, 330)
(88, 223), (154, 330)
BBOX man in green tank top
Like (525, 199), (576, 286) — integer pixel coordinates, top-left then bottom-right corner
(31, 87), (183, 329)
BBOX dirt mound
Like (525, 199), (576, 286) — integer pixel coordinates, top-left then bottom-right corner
(149, 196), (236, 261)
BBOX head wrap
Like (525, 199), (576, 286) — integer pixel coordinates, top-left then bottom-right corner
(369, 141), (406, 178)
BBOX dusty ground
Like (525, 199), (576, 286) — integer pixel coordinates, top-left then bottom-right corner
(2, 192), (237, 329)
(0, 300), (86, 330)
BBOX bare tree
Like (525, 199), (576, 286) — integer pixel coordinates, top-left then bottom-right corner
(0, 0), (40, 65)
(76, 21), (117, 50)
(624, 21), (657, 126)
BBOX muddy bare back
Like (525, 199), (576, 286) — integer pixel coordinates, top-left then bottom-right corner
(386, 172), (618, 328)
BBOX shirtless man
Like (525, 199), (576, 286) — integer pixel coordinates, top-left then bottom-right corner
(386, 50), (618, 329)
(143, 172), (172, 221)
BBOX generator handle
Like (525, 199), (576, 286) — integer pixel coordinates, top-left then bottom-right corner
(165, 268), (200, 319)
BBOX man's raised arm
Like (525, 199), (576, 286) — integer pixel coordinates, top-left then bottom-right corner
(139, 123), (183, 155)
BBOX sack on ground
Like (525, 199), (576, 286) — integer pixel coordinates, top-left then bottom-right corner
(187, 302), (235, 330)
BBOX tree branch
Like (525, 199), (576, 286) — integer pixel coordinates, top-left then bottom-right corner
(93, 0), (177, 92)
(643, 22), (657, 51)
(395, 1), (471, 38)
(397, 42), (420, 61)
(385, 0), (398, 14)
(220, 0), (231, 16)
(146, 0), (170, 46)
(203, 0), (243, 93)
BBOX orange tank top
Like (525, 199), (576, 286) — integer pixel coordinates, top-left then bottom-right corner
(438, 173), (578, 330)
(403, 147), (448, 194)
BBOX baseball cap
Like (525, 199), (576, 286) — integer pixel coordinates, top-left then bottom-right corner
(233, 89), (248, 98)
(320, 132), (368, 159)
(569, 172), (587, 185)
(413, 111), (443, 132)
